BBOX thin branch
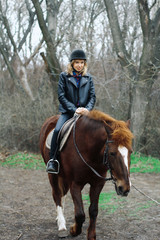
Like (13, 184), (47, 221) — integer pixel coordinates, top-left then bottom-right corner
(18, 11), (36, 51)
(0, 44), (17, 81)
(103, 0), (137, 84)
(0, 45), (25, 96)
(149, 0), (157, 11)
(153, 7), (160, 36)
(137, 0), (150, 38)
(0, 1), (17, 53)
(24, 38), (44, 66)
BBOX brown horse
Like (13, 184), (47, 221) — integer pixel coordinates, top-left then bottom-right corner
(39, 110), (134, 240)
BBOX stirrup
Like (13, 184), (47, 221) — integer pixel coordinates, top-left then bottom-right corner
(46, 159), (60, 174)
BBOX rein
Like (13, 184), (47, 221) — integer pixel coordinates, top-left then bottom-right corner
(73, 116), (114, 182)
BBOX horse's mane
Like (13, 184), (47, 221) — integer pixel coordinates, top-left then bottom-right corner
(87, 110), (134, 149)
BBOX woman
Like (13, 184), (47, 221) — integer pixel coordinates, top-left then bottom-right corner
(46, 49), (96, 174)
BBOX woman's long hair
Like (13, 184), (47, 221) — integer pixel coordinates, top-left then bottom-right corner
(66, 60), (87, 76)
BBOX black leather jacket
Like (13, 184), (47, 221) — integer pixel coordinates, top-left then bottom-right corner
(58, 72), (96, 114)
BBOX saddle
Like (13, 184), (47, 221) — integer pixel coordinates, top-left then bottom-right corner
(45, 113), (80, 151)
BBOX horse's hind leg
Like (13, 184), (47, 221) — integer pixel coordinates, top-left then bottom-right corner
(48, 174), (68, 238)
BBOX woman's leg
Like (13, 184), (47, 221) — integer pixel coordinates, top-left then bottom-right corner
(47, 113), (73, 173)
(50, 113), (72, 158)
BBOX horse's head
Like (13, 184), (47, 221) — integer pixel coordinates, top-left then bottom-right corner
(85, 110), (134, 196)
(105, 119), (134, 197)
(107, 141), (132, 196)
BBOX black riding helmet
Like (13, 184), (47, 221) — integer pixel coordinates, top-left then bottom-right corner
(70, 49), (87, 62)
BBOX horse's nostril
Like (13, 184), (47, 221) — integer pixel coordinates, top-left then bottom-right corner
(117, 186), (130, 196)
(118, 186), (123, 194)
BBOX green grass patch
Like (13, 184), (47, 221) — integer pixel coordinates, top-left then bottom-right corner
(1, 151), (159, 216)
(82, 153), (160, 215)
(83, 191), (128, 214)
(0, 151), (159, 173)
(0, 152), (45, 170)
(128, 201), (154, 217)
(130, 152), (160, 173)
(82, 191), (155, 215)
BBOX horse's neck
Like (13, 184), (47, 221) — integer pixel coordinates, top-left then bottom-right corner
(78, 119), (107, 152)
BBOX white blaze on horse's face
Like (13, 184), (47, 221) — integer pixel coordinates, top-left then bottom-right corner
(118, 146), (128, 170)
(118, 146), (131, 186)
(56, 206), (67, 231)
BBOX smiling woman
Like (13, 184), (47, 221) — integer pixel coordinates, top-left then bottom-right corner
(46, 49), (96, 174)
(67, 50), (88, 76)
(73, 60), (85, 73)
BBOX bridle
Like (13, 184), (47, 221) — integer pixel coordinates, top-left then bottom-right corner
(73, 117), (114, 182)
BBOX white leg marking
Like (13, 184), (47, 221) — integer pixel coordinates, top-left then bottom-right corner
(118, 146), (129, 170)
(56, 206), (67, 231)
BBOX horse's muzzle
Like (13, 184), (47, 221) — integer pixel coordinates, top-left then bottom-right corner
(115, 185), (130, 197)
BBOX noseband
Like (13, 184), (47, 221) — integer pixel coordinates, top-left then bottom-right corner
(73, 117), (114, 182)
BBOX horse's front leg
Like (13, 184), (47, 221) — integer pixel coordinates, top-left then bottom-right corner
(70, 182), (85, 236)
(87, 184), (104, 240)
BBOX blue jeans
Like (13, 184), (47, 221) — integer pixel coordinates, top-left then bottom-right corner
(50, 112), (74, 159)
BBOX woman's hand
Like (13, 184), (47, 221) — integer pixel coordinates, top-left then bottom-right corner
(76, 107), (89, 115)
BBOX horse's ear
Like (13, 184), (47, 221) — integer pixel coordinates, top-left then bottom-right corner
(103, 121), (113, 136)
(126, 119), (131, 129)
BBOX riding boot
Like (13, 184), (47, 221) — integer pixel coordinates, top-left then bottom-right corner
(46, 144), (60, 174)
(46, 127), (60, 174)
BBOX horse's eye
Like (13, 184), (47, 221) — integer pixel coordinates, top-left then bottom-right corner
(129, 149), (133, 154)
(110, 152), (116, 157)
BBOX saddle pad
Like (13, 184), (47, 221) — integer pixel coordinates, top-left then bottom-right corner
(58, 120), (75, 151)
(45, 129), (55, 149)
(45, 114), (80, 151)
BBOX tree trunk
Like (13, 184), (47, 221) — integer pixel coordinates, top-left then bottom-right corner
(31, 0), (63, 111)
(103, 0), (137, 119)
(103, 0), (160, 153)
(132, 1), (160, 152)
(31, 0), (61, 81)
(0, 0), (36, 100)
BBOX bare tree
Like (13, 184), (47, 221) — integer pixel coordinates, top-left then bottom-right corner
(0, 0), (43, 100)
(31, 0), (62, 80)
(103, 0), (160, 152)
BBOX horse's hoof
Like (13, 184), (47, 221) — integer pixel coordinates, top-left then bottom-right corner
(70, 224), (81, 236)
(58, 229), (68, 238)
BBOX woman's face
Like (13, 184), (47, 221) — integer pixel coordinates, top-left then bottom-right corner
(73, 59), (85, 72)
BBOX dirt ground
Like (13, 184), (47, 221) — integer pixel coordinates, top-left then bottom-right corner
(0, 166), (160, 240)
